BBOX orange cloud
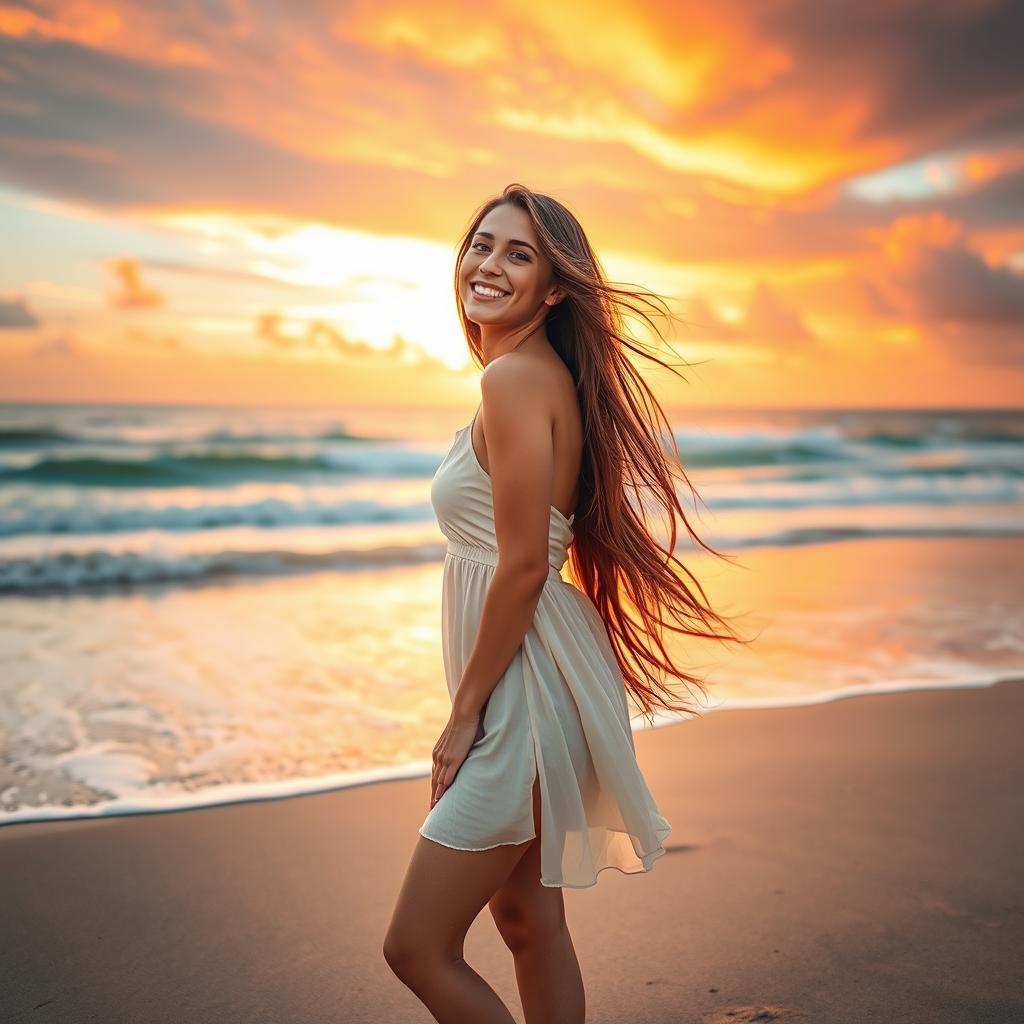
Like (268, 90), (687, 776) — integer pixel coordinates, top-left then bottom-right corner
(107, 257), (164, 309)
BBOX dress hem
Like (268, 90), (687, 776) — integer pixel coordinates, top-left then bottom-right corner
(419, 826), (671, 889)
(418, 827), (536, 851)
(540, 842), (670, 888)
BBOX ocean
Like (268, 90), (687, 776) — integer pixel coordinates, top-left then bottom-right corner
(2, 401), (1022, 826)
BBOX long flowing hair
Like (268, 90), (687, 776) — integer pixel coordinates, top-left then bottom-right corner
(454, 183), (752, 722)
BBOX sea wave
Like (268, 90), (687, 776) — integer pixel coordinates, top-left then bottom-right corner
(0, 424), (365, 447)
(0, 540), (449, 593)
(2, 521), (1022, 594)
(0, 496), (429, 537)
(0, 464), (1019, 538)
(672, 425), (1024, 468)
(0, 447), (440, 486)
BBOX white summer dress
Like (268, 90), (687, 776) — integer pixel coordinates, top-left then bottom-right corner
(419, 405), (672, 888)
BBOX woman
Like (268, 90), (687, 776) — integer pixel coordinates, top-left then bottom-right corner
(384, 184), (744, 1022)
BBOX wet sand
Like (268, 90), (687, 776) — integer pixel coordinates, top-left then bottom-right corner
(2, 678), (1022, 1023)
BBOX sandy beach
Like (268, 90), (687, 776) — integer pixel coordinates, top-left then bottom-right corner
(3, 676), (1021, 1024)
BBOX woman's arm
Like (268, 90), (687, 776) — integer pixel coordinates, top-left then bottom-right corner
(451, 354), (557, 723)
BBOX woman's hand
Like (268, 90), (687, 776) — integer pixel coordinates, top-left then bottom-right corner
(430, 709), (485, 809)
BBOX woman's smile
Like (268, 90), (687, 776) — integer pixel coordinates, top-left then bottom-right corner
(470, 281), (511, 301)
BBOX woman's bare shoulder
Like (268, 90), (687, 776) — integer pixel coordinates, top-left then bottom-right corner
(481, 350), (573, 420)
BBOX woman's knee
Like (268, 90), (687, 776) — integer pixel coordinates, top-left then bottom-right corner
(383, 927), (453, 986)
(490, 893), (566, 955)
(382, 928), (414, 980)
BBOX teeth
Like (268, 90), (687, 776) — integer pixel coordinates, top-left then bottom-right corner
(472, 283), (507, 298)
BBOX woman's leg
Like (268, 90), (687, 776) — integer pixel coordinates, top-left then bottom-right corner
(488, 775), (586, 1024)
(384, 829), (531, 1023)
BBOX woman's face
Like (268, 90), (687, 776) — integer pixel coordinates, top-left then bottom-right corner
(459, 203), (561, 325)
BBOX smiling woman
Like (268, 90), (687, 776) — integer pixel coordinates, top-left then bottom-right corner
(384, 183), (749, 1023)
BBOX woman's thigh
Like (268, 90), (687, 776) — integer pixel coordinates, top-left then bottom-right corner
(386, 829), (533, 960)
(488, 775), (566, 945)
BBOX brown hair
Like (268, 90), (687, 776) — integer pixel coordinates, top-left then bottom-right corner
(454, 183), (752, 722)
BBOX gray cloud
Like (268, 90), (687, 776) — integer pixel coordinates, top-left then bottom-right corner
(0, 295), (38, 328)
(742, 1), (1024, 153)
(895, 241), (1024, 326)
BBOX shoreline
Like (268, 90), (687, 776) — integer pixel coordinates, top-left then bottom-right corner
(2, 672), (1019, 831)
(3, 678), (1022, 1023)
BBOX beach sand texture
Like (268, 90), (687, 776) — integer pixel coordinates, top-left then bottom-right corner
(3, 677), (1022, 1024)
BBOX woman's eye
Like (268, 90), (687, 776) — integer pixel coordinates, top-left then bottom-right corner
(471, 242), (530, 262)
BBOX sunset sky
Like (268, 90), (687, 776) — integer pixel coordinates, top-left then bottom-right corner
(1, 0), (1022, 408)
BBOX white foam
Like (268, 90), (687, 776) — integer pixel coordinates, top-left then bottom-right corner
(3, 676), (1019, 829)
